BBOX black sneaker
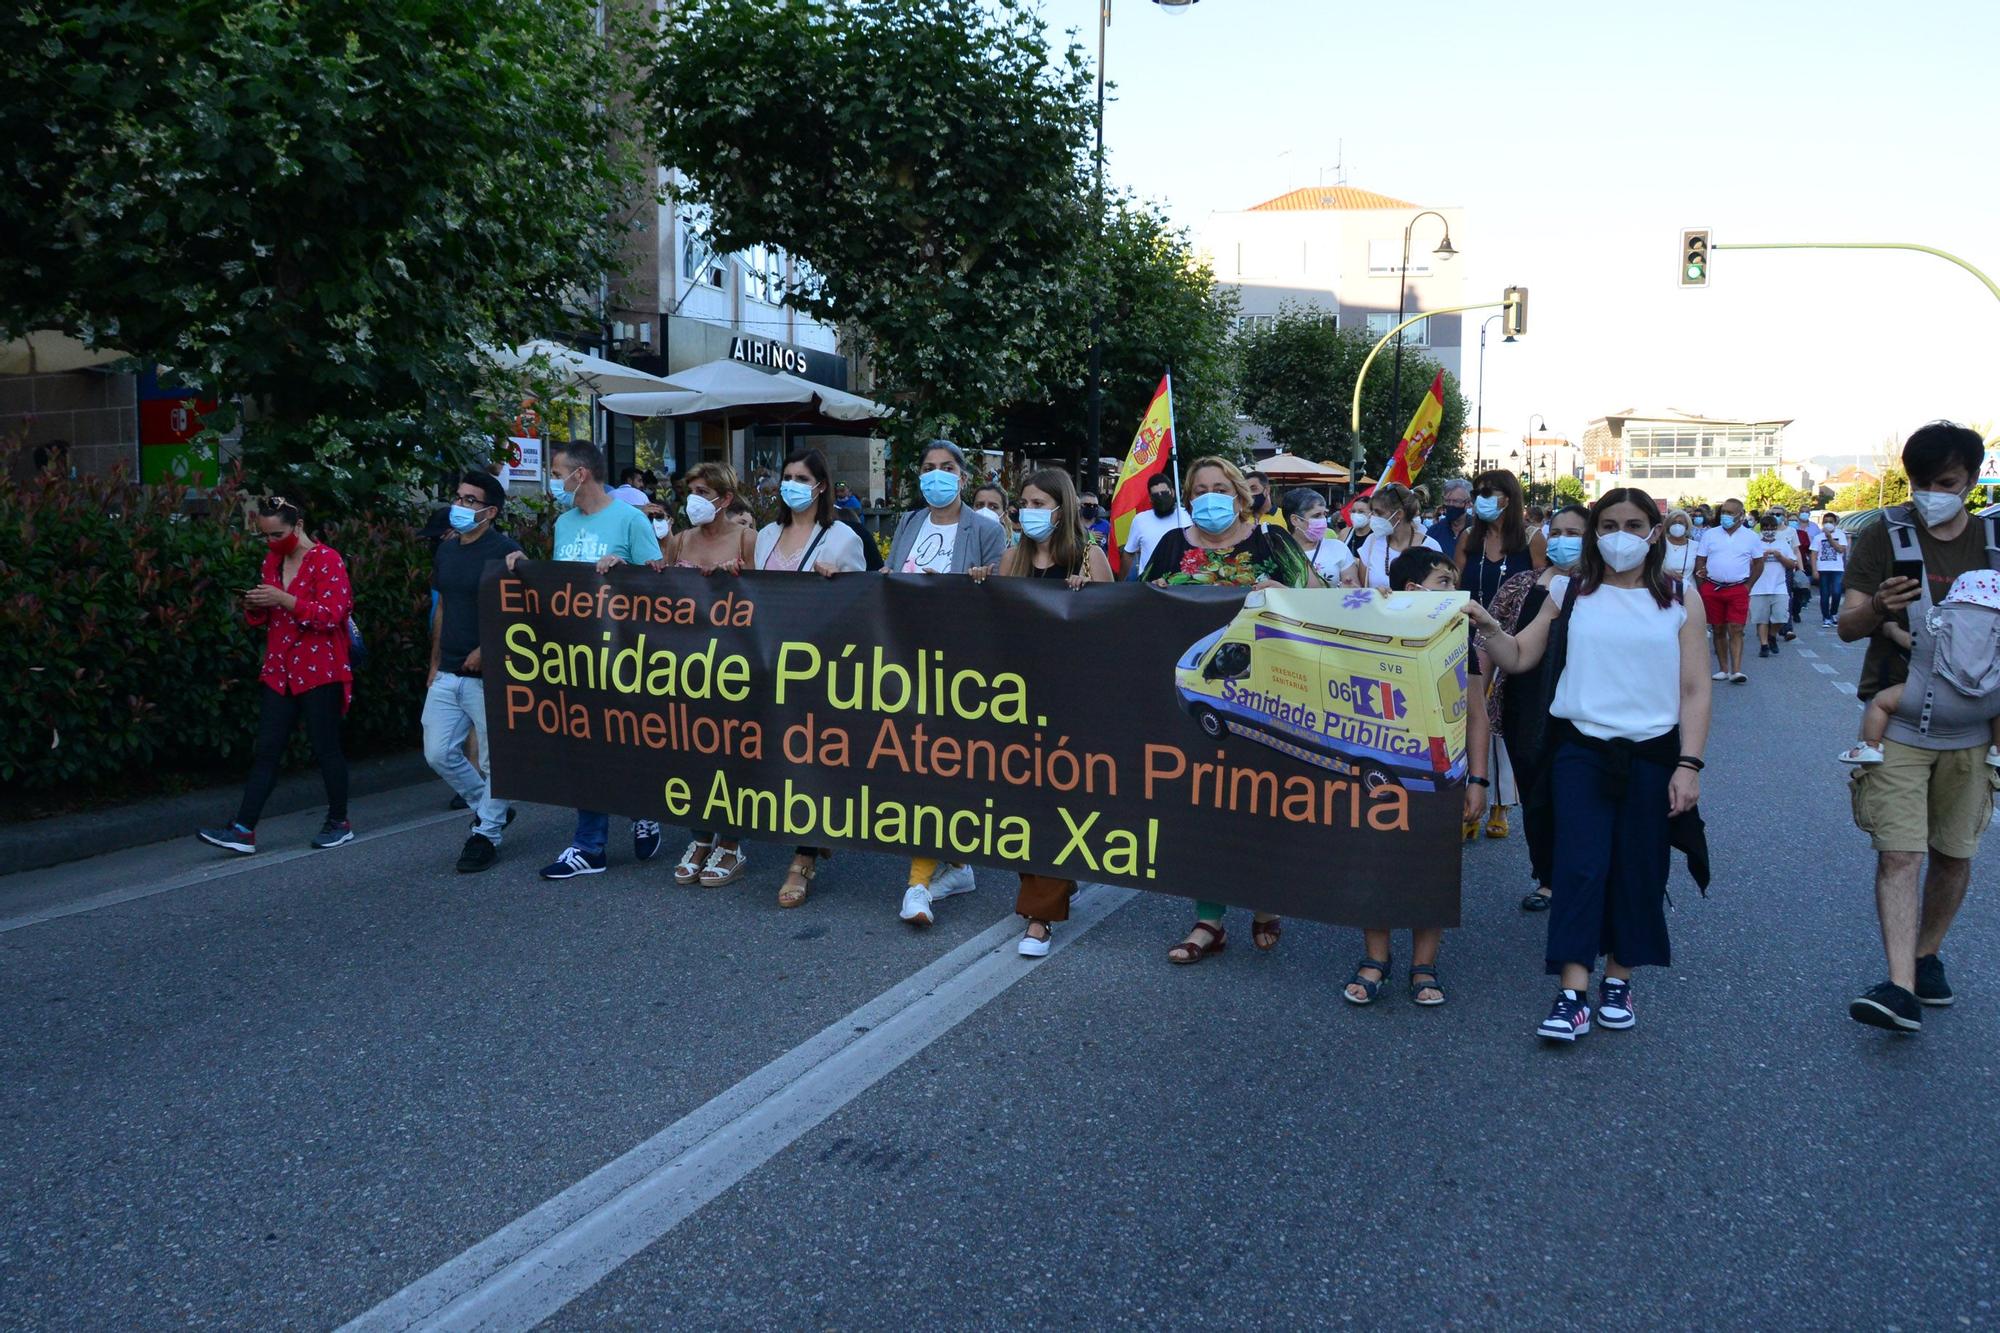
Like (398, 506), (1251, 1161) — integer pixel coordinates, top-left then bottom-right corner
(467, 806), (519, 831)
(311, 819), (355, 849)
(1849, 981), (1922, 1032)
(1757, 644), (1771, 658)
(1769, 638), (1781, 654)
(1915, 955), (1954, 1008)
(633, 819), (663, 862)
(197, 823), (257, 855)
(1537, 989), (1592, 1042)
(456, 833), (498, 874)
(1597, 978), (1636, 1030)
(540, 846), (607, 880)
(1520, 887), (1553, 912)
(448, 793), (468, 810)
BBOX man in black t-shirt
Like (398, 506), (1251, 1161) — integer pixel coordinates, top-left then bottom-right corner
(426, 471), (523, 873)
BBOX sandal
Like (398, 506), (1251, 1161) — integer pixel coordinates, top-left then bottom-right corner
(1168, 921), (1226, 965)
(673, 839), (714, 885)
(1409, 963), (1446, 1006)
(697, 844), (748, 887)
(1520, 886), (1553, 912)
(1838, 742), (1885, 766)
(1343, 956), (1392, 1005)
(1252, 916), (1282, 950)
(778, 853), (817, 908)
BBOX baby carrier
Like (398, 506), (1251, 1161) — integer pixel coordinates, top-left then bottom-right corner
(1882, 507), (2000, 741)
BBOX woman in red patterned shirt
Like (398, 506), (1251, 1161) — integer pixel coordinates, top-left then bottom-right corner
(198, 496), (357, 855)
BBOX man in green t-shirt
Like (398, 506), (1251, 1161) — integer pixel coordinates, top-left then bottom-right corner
(1837, 421), (1996, 1034)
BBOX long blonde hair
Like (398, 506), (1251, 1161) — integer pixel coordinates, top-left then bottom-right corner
(1000, 468), (1087, 577)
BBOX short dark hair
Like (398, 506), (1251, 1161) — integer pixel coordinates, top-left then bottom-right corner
(462, 470), (506, 510)
(1902, 420), (1983, 487)
(1388, 546), (1455, 590)
(618, 466), (642, 486)
(553, 439), (606, 482)
(1148, 474), (1174, 493)
(1244, 469), (1269, 488)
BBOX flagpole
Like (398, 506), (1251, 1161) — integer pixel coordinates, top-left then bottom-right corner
(1164, 365), (1182, 512)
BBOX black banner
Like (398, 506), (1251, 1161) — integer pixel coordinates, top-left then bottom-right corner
(481, 565), (1470, 927)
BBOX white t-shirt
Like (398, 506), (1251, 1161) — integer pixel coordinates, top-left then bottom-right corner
(1749, 535), (1795, 594)
(1358, 530), (1443, 590)
(1814, 526), (1848, 573)
(1122, 506), (1190, 572)
(902, 515), (957, 574)
(1660, 539), (1698, 582)
(1551, 585), (1688, 742)
(1697, 525), (1762, 584)
(1306, 537), (1356, 584)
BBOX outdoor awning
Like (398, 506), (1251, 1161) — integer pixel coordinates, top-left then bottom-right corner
(0, 331), (129, 375)
(1259, 451), (1350, 483)
(601, 358), (890, 429)
(486, 339), (684, 395)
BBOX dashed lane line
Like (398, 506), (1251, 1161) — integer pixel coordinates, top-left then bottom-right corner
(1812, 662), (1836, 675)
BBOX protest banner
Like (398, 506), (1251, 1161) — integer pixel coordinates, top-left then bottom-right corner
(481, 566), (1471, 927)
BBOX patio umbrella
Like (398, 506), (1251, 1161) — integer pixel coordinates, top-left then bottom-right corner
(1260, 451), (1350, 483)
(486, 339), (684, 395)
(0, 332), (129, 375)
(600, 358), (891, 429)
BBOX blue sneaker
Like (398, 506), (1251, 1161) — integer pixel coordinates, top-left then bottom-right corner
(633, 819), (663, 862)
(540, 847), (607, 880)
(197, 823), (257, 855)
(1537, 989), (1592, 1042)
(311, 819), (354, 849)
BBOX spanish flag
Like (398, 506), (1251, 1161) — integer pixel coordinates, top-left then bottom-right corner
(1107, 373), (1176, 576)
(1344, 370), (1446, 521)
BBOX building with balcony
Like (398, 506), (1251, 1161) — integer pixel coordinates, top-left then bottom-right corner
(1581, 408), (1794, 503)
(1200, 186), (1465, 381)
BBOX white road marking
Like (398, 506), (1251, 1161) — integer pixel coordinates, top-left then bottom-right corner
(1812, 663), (1836, 675)
(339, 883), (1138, 1333)
(1835, 681), (1858, 695)
(1797, 648), (1819, 659)
(0, 809), (469, 935)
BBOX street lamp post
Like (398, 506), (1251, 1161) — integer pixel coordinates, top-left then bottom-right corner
(1389, 210), (1457, 436)
(1083, 0), (1199, 502)
(1474, 312), (1508, 471)
(1526, 413), (1549, 503)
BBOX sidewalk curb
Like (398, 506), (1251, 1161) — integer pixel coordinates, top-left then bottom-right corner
(1, 753), (439, 877)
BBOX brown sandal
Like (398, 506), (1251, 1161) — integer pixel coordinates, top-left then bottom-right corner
(778, 854), (817, 909)
(1252, 916), (1282, 950)
(1168, 921), (1226, 965)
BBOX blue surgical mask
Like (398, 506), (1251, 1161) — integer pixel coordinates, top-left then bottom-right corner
(1191, 493), (1238, 534)
(780, 479), (816, 511)
(549, 475), (577, 509)
(448, 504), (482, 532)
(918, 469), (960, 509)
(1546, 535), (1584, 568)
(1473, 495), (1503, 522)
(1718, 514), (1738, 530)
(1019, 508), (1057, 541)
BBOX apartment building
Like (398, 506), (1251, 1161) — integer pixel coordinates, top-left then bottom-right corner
(1580, 408), (1794, 503)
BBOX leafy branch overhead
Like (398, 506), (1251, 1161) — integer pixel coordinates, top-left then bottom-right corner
(651, 0), (1097, 441)
(2, 0), (647, 506)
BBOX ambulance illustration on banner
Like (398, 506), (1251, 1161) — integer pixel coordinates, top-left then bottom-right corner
(1173, 588), (1470, 792)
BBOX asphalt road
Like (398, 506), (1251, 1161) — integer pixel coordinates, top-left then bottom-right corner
(3, 616), (1996, 1331)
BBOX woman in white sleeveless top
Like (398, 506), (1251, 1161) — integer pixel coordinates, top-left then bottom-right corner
(1466, 489), (1712, 1045)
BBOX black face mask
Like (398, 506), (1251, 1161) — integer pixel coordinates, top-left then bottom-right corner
(1150, 493), (1175, 517)
(1080, 504), (1100, 522)
(1250, 493), (1268, 514)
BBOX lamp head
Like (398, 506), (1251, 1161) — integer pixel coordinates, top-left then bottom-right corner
(1433, 234), (1457, 261)
(1152, 0), (1199, 12)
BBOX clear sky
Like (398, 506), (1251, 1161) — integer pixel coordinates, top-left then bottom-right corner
(1031, 0), (2000, 462)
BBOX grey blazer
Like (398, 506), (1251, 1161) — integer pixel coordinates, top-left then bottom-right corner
(886, 505), (1007, 574)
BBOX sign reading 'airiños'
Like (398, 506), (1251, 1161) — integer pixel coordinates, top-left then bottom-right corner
(482, 567), (1471, 926)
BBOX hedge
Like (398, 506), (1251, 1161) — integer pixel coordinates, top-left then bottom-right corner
(0, 465), (553, 813)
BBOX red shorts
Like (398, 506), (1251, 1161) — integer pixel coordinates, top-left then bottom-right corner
(1700, 579), (1749, 625)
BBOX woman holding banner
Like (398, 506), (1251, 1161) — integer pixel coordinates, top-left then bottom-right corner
(1354, 483), (1441, 591)
(757, 447), (870, 908)
(887, 440), (1005, 929)
(971, 481), (1017, 548)
(1142, 456), (1322, 964)
(663, 462), (759, 888)
(999, 468), (1114, 957)
(1464, 489), (1711, 1044)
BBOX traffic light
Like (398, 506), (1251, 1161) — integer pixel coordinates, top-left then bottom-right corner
(1681, 229), (1710, 287)
(1502, 286), (1528, 338)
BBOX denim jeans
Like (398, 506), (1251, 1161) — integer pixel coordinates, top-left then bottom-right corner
(1819, 570), (1845, 621)
(572, 810), (611, 855)
(421, 674), (509, 843)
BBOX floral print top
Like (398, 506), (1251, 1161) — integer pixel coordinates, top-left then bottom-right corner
(246, 543), (355, 712)
(1141, 526), (1313, 588)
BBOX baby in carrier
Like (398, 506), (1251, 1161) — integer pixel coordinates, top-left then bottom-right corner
(1840, 568), (2000, 767)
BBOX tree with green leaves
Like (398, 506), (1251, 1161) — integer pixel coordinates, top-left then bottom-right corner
(1828, 467), (1910, 514)
(2, 0), (643, 506)
(1745, 471), (1814, 514)
(1550, 473), (1587, 506)
(650, 0), (1094, 461)
(1235, 305), (1466, 482)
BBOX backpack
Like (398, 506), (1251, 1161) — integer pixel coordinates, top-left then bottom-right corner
(1882, 506), (2000, 734)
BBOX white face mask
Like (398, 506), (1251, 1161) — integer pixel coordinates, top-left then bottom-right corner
(1912, 489), (1965, 527)
(651, 518), (672, 539)
(1597, 530), (1652, 573)
(685, 494), (718, 527)
(1349, 512), (1372, 534)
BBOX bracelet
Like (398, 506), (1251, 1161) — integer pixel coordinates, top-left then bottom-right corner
(1677, 757), (1704, 772)
(1467, 776), (1491, 788)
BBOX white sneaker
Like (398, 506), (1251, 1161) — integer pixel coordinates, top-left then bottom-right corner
(929, 864), (978, 900)
(1018, 928), (1052, 958)
(1711, 670), (1728, 681)
(898, 884), (934, 926)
